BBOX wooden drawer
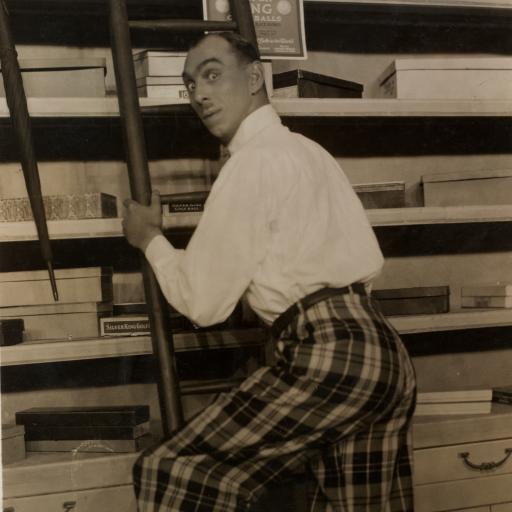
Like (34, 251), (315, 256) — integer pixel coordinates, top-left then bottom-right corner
(2, 485), (137, 512)
(414, 438), (512, 485)
(414, 473), (512, 512)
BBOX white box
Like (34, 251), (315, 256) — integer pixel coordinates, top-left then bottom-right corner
(378, 57), (512, 99)
(133, 50), (187, 78)
(0, 58), (107, 97)
(137, 76), (189, 99)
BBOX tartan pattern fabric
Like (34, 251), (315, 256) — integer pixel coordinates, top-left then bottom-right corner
(133, 290), (417, 511)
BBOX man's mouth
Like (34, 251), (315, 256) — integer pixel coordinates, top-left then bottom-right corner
(202, 109), (220, 121)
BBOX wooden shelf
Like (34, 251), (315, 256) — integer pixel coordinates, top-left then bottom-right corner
(0, 327), (267, 366)
(389, 309), (512, 334)
(2, 205), (512, 242)
(2, 310), (511, 367)
(1, 98), (511, 120)
(307, 0), (512, 9)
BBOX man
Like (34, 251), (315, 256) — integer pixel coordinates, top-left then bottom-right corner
(123, 31), (416, 512)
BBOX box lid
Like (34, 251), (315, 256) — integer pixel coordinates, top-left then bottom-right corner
(0, 58), (107, 74)
(422, 168), (512, 184)
(0, 267), (112, 284)
(373, 286), (449, 300)
(0, 319), (24, 331)
(133, 50), (187, 60)
(379, 56), (512, 85)
(273, 69), (363, 92)
(461, 284), (512, 297)
(352, 181), (405, 193)
(1, 424), (25, 440)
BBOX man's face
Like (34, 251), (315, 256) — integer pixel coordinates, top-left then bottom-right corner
(182, 36), (254, 145)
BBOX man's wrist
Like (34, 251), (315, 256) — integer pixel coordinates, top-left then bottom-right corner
(141, 229), (162, 253)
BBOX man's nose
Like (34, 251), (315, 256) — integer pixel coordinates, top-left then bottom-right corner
(192, 81), (208, 105)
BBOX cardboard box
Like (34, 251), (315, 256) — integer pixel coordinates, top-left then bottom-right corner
(133, 50), (187, 78)
(273, 69), (363, 98)
(0, 58), (107, 97)
(373, 286), (450, 316)
(0, 302), (112, 340)
(461, 284), (512, 309)
(136, 76), (189, 99)
(352, 181), (405, 209)
(0, 267), (113, 307)
(1, 425), (26, 465)
(378, 57), (512, 99)
(0, 192), (118, 222)
(0, 319), (24, 346)
(422, 169), (512, 207)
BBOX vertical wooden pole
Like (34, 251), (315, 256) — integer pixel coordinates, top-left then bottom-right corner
(109, 0), (184, 435)
(0, 0), (58, 300)
(230, 0), (259, 55)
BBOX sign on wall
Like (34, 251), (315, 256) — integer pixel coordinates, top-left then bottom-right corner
(203, 0), (307, 59)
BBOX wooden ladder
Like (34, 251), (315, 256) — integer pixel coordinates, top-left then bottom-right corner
(107, 0), (258, 436)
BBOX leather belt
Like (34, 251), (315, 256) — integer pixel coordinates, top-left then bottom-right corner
(270, 283), (367, 339)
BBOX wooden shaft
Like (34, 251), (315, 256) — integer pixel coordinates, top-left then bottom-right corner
(129, 19), (237, 32)
(109, 0), (184, 435)
(0, 0), (58, 300)
(230, 0), (259, 55)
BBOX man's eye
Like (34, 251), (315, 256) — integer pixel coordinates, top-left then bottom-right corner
(207, 71), (219, 81)
(186, 82), (196, 92)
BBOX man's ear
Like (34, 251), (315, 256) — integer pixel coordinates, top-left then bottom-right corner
(247, 60), (266, 95)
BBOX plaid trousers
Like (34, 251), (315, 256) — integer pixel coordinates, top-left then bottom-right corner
(133, 290), (417, 512)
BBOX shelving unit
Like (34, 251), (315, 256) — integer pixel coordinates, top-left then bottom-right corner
(2, 1), (512, 511)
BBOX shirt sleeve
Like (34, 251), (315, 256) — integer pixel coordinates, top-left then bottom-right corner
(145, 152), (270, 327)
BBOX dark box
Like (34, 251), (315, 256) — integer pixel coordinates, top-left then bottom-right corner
(373, 286), (450, 316)
(0, 319), (24, 346)
(353, 182), (405, 209)
(273, 70), (363, 98)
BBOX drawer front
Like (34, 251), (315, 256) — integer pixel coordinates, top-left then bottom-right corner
(2, 485), (137, 512)
(492, 503), (512, 512)
(414, 438), (512, 485)
(414, 473), (512, 512)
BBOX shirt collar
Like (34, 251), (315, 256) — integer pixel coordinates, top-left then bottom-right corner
(227, 104), (281, 155)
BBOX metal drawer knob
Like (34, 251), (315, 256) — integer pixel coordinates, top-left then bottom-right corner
(459, 448), (512, 471)
(62, 501), (77, 511)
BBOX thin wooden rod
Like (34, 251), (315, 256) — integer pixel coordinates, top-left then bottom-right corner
(109, 0), (184, 435)
(0, 0), (58, 300)
(230, 0), (259, 55)
(129, 19), (237, 32)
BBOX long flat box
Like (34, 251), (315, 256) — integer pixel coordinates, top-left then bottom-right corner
(0, 318), (24, 346)
(422, 168), (512, 207)
(0, 192), (118, 222)
(0, 267), (113, 307)
(352, 181), (405, 209)
(373, 286), (449, 316)
(0, 58), (106, 97)
(1, 424), (25, 465)
(462, 284), (512, 297)
(16, 405), (150, 427)
(133, 50), (187, 78)
(378, 56), (512, 99)
(0, 302), (112, 341)
(23, 422), (150, 441)
(136, 76), (189, 99)
(26, 433), (154, 453)
(273, 69), (363, 98)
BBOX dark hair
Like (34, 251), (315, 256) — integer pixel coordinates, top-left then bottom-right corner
(190, 32), (260, 63)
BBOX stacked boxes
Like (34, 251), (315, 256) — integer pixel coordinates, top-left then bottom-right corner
(0, 267), (113, 341)
(373, 286), (450, 316)
(133, 50), (188, 99)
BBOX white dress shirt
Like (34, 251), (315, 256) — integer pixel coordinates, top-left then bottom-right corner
(145, 104), (384, 326)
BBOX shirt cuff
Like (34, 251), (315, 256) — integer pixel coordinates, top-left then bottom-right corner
(145, 234), (178, 266)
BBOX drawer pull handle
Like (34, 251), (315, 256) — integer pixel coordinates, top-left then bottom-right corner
(62, 501), (77, 511)
(459, 448), (512, 471)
